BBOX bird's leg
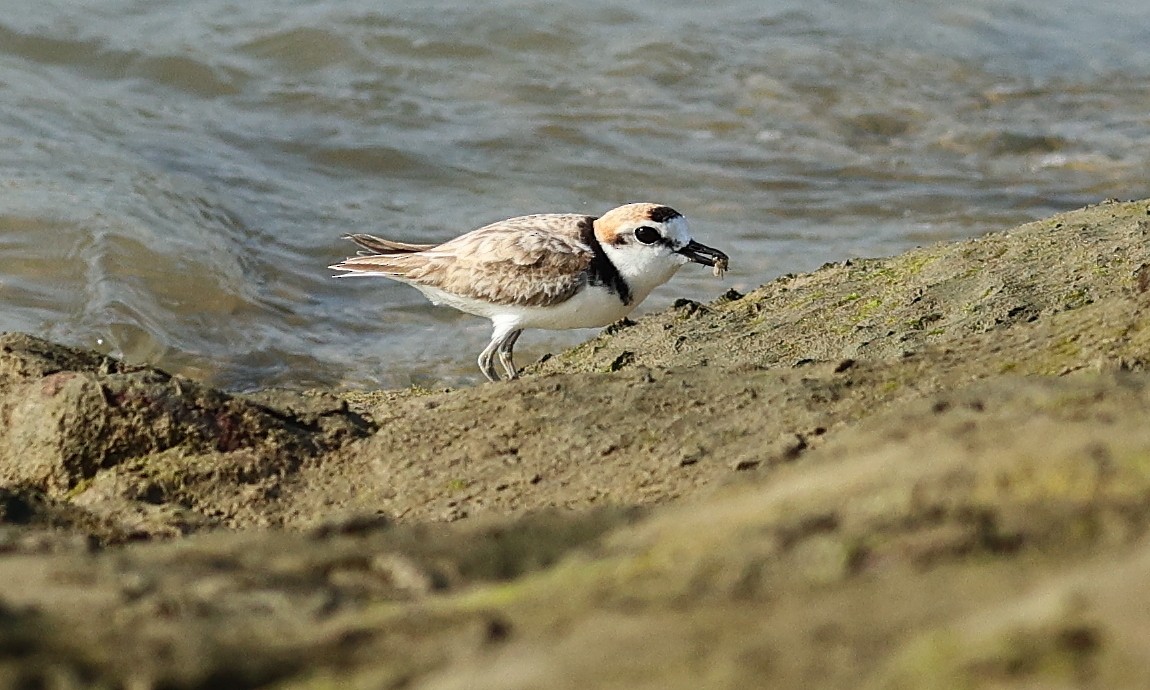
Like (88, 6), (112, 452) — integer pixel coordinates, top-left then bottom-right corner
(477, 337), (502, 382)
(479, 322), (518, 382)
(497, 329), (523, 380)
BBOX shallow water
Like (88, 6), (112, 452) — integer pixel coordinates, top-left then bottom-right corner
(1, 0), (1147, 389)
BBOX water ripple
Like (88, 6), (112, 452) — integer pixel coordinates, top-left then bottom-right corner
(1, 0), (1148, 388)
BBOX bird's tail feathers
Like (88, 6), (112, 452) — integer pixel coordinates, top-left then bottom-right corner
(342, 233), (437, 255)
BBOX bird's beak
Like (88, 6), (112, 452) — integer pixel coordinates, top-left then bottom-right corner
(675, 239), (729, 268)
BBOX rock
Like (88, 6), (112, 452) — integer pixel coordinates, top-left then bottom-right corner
(2, 201), (1150, 687)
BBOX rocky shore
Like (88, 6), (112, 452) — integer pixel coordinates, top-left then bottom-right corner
(2, 199), (1150, 688)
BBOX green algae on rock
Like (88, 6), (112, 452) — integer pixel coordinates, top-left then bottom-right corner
(1, 201), (1150, 688)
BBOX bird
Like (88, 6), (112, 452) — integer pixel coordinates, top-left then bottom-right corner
(330, 202), (729, 382)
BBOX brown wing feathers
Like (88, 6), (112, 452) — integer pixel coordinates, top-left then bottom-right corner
(331, 216), (598, 307)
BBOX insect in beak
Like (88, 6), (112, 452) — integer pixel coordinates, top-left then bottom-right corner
(676, 240), (729, 277)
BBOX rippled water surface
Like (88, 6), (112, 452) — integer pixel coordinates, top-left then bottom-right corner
(2, 0), (1148, 389)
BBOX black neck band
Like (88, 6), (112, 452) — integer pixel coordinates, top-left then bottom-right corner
(579, 217), (632, 306)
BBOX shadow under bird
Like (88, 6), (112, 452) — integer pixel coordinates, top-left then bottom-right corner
(330, 202), (729, 382)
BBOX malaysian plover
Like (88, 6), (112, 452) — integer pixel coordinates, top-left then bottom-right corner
(330, 202), (729, 381)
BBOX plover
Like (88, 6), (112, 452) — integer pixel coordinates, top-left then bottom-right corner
(330, 202), (729, 381)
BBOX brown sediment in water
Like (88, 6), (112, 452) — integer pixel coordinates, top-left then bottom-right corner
(2, 199), (1150, 688)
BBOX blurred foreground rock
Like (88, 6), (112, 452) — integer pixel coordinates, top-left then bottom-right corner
(1, 199), (1149, 688)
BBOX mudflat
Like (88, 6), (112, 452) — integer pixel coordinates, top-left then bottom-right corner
(2, 199), (1150, 688)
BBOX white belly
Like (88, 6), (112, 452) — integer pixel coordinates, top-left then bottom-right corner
(413, 282), (636, 331)
(514, 284), (636, 329)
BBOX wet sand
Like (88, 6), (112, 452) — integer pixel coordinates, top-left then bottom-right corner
(2, 199), (1150, 688)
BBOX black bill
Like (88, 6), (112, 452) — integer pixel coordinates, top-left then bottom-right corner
(676, 239), (729, 268)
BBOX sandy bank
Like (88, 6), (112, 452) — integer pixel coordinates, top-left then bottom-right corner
(1, 199), (1149, 688)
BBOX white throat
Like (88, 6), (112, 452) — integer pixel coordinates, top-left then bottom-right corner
(599, 242), (689, 306)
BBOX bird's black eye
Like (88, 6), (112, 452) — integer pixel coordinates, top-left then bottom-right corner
(634, 226), (661, 245)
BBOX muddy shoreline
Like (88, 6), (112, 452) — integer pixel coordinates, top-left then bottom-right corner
(2, 199), (1150, 688)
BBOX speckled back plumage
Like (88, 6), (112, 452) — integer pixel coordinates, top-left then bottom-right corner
(332, 213), (596, 307)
